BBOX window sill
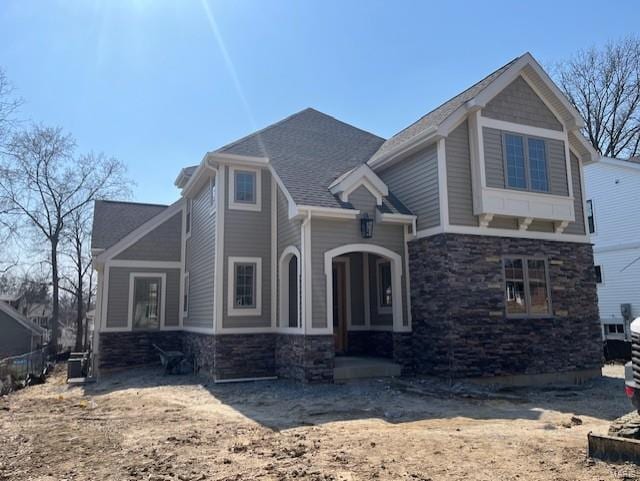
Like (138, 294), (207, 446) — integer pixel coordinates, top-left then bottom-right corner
(477, 186), (575, 223)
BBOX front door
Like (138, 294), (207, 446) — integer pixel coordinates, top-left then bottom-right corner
(332, 261), (348, 354)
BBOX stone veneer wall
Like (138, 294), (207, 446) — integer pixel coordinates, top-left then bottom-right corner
(408, 233), (602, 379)
(275, 335), (334, 383)
(99, 331), (182, 369)
(213, 334), (276, 380)
(182, 332), (216, 375)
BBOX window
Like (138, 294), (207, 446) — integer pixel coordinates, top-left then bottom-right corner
(228, 167), (262, 211)
(131, 276), (163, 329)
(595, 265), (603, 284)
(228, 257), (262, 316)
(503, 133), (549, 192)
(185, 199), (192, 236)
(183, 273), (189, 316)
(376, 259), (392, 313)
(503, 257), (551, 317)
(586, 199), (595, 234)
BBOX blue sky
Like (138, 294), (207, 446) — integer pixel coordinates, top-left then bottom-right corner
(1, 0), (639, 205)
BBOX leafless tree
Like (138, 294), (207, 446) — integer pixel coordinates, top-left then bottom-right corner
(60, 205), (95, 351)
(0, 125), (131, 354)
(555, 36), (640, 159)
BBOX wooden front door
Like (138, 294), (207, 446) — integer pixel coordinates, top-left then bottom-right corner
(332, 261), (348, 354)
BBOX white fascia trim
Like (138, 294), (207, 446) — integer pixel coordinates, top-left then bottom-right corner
(126, 272), (167, 331)
(227, 256), (263, 317)
(96, 199), (185, 263)
(329, 164), (389, 205)
(296, 205), (360, 220)
(414, 224), (591, 243)
(368, 126), (440, 171)
(267, 165), (299, 219)
(207, 152), (269, 167)
(106, 260), (182, 269)
(228, 165), (262, 212)
(478, 116), (566, 141)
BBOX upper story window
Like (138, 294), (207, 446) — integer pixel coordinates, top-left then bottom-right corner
(228, 166), (262, 211)
(503, 133), (549, 193)
(586, 199), (595, 233)
(503, 257), (551, 317)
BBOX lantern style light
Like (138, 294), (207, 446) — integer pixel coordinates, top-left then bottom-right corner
(360, 212), (374, 239)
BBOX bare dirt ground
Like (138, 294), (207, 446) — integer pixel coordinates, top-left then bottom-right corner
(1, 364), (639, 481)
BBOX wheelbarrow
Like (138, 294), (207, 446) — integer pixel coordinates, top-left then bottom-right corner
(152, 344), (186, 375)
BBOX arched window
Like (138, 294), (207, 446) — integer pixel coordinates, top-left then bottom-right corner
(279, 246), (301, 328)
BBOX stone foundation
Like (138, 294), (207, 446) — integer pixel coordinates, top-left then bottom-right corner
(213, 334), (276, 380)
(276, 334), (334, 383)
(99, 331), (182, 370)
(182, 331), (216, 375)
(408, 233), (602, 379)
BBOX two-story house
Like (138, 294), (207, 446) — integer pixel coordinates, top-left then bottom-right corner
(91, 53), (602, 384)
(584, 157), (640, 354)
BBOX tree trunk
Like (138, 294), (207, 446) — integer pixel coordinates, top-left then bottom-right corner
(75, 284), (83, 352)
(50, 238), (60, 357)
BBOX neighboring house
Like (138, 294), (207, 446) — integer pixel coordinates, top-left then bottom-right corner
(0, 301), (45, 359)
(584, 157), (640, 346)
(91, 52), (602, 383)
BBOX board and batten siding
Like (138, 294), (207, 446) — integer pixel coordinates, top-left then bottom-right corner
(222, 168), (272, 328)
(378, 143), (439, 230)
(276, 186), (301, 325)
(184, 182), (216, 329)
(482, 76), (563, 131)
(106, 267), (180, 328)
(446, 120), (478, 226)
(114, 212), (182, 261)
(311, 186), (408, 329)
(483, 127), (569, 197)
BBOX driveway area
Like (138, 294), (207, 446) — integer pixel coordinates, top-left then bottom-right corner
(0, 364), (638, 481)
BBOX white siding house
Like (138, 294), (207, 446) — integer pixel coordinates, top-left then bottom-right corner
(584, 157), (640, 341)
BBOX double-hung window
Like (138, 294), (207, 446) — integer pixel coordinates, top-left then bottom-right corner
(503, 133), (549, 192)
(503, 257), (551, 317)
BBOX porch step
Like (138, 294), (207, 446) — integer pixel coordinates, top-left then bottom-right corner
(333, 356), (402, 381)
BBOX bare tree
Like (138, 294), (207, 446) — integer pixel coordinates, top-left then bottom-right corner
(0, 125), (130, 354)
(60, 205), (95, 351)
(555, 37), (640, 159)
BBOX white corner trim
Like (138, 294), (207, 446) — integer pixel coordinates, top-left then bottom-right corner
(228, 165), (262, 212)
(437, 138), (449, 228)
(126, 272), (167, 331)
(96, 199), (185, 263)
(278, 245), (302, 330)
(375, 257), (393, 315)
(227, 256), (263, 317)
(301, 212), (313, 333)
(271, 177), (278, 329)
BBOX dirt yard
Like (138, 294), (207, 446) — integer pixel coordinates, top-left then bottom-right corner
(1, 364), (639, 481)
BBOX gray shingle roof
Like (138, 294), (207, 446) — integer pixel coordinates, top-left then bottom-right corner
(91, 200), (168, 250)
(217, 108), (386, 209)
(369, 56), (521, 164)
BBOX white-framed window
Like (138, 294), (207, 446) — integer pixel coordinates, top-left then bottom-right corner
(183, 272), (190, 317)
(586, 199), (595, 234)
(128, 273), (167, 330)
(503, 133), (550, 193)
(227, 256), (262, 316)
(503, 257), (551, 318)
(228, 166), (262, 211)
(376, 258), (393, 314)
(185, 198), (192, 237)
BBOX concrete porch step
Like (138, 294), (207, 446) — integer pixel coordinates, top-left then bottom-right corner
(334, 356), (402, 381)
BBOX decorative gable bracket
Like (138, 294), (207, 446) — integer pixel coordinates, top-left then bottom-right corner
(329, 164), (389, 206)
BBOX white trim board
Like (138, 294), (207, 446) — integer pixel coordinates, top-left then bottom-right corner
(228, 165), (263, 212)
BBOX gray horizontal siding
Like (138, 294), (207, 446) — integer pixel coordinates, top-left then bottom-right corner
(106, 267), (180, 329)
(222, 168), (272, 328)
(483, 127), (569, 197)
(184, 182), (215, 329)
(379, 143), (440, 230)
(446, 120), (478, 226)
(482, 76), (563, 131)
(0, 311), (35, 358)
(311, 187), (407, 329)
(115, 212), (182, 261)
(564, 153), (586, 235)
